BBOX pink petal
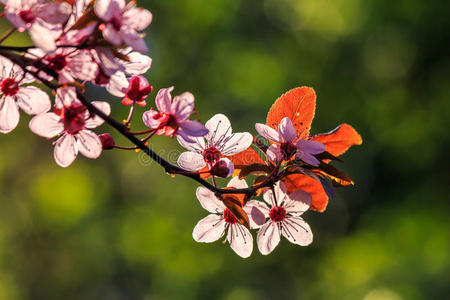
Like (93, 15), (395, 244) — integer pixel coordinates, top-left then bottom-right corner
(103, 23), (122, 46)
(35, 2), (71, 24)
(55, 87), (78, 108)
(142, 109), (162, 129)
(227, 177), (248, 189)
(29, 112), (64, 138)
(123, 7), (152, 31)
(281, 217), (313, 246)
(196, 187), (225, 213)
(171, 92), (194, 121)
(75, 130), (102, 159)
(67, 50), (98, 81)
(123, 51), (152, 75)
(0, 96), (19, 133)
(94, 0), (125, 21)
(95, 47), (123, 76)
(177, 151), (206, 171)
(255, 123), (280, 143)
(178, 120), (209, 138)
(192, 214), (226, 243)
(244, 200), (269, 229)
(266, 144), (282, 162)
(257, 221), (281, 255)
(54, 134), (78, 167)
(278, 117), (297, 142)
(227, 224), (253, 258)
(84, 101), (111, 128)
(106, 72), (128, 97)
(219, 132), (253, 156)
(28, 19), (57, 53)
(16, 86), (51, 115)
(155, 87), (173, 112)
(285, 190), (311, 216)
(176, 135), (205, 152)
(205, 114), (232, 146)
(296, 139), (325, 154)
(121, 29), (148, 53)
(296, 152), (320, 167)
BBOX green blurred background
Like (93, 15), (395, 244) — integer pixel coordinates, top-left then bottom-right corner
(0, 0), (449, 299)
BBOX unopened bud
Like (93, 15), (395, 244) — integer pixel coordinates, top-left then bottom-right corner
(210, 158), (234, 178)
(99, 133), (115, 150)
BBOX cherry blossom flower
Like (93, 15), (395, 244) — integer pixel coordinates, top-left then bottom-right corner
(177, 114), (253, 177)
(247, 182), (313, 255)
(94, 0), (152, 52)
(255, 117), (325, 166)
(0, 56), (50, 133)
(192, 177), (253, 258)
(29, 87), (111, 167)
(3, 0), (71, 52)
(106, 75), (152, 106)
(142, 87), (208, 142)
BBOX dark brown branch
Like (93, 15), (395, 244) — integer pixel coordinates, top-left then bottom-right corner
(0, 49), (279, 197)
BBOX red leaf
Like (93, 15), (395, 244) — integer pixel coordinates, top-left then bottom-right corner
(228, 147), (266, 177)
(266, 87), (316, 138)
(311, 124), (362, 157)
(282, 174), (329, 212)
(221, 189), (250, 229)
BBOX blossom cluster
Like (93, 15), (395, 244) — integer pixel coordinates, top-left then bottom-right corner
(0, 0), (362, 257)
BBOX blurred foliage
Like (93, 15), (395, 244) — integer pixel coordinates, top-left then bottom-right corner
(0, 0), (449, 299)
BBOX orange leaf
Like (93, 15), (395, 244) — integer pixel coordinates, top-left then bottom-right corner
(266, 87), (316, 138)
(282, 174), (329, 212)
(228, 147), (265, 177)
(222, 192), (250, 229)
(311, 124), (362, 157)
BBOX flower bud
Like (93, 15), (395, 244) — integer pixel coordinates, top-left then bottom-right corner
(210, 158), (234, 178)
(99, 133), (115, 150)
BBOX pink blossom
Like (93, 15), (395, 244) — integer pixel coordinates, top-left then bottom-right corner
(142, 87), (208, 142)
(94, 0), (152, 52)
(0, 56), (50, 133)
(29, 87), (111, 167)
(246, 182), (313, 255)
(255, 117), (325, 166)
(3, 0), (71, 52)
(192, 177), (253, 258)
(106, 75), (152, 106)
(177, 114), (252, 177)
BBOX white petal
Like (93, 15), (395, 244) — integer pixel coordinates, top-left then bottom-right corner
(123, 7), (152, 31)
(227, 177), (248, 189)
(28, 20), (57, 53)
(124, 52), (152, 75)
(219, 132), (253, 156)
(257, 221), (281, 255)
(55, 87), (78, 108)
(155, 87), (173, 112)
(196, 187), (225, 213)
(106, 72), (128, 97)
(285, 190), (311, 216)
(278, 117), (297, 142)
(176, 135), (205, 152)
(177, 151), (206, 171)
(192, 214), (226, 243)
(142, 109), (161, 129)
(121, 29), (148, 52)
(227, 224), (253, 258)
(29, 112), (63, 138)
(0, 96), (19, 133)
(94, 0), (125, 21)
(54, 134), (78, 167)
(67, 50), (98, 81)
(205, 114), (232, 147)
(16, 86), (51, 115)
(76, 130), (102, 159)
(255, 123), (280, 143)
(281, 217), (313, 246)
(84, 101), (111, 128)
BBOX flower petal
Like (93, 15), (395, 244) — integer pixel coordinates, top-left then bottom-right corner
(192, 214), (226, 243)
(123, 7), (152, 31)
(84, 101), (111, 128)
(94, 0), (125, 21)
(244, 200), (269, 228)
(196, 187), (225, 213)
(155, 87), (173, 113)
(205, 114), (232, 146)
(55, 87), (78, 108)
(266, 144), (282, 162)
(178, 120), (209, 138)
(177, 151), (206, 171)
(281, 217), (313, 246)
(16, 86), (51, 115)
(296, 139), (326, 154)
(76, 130), (102, 159)
(285, 190), (311, 216)
(278, 117), (297, 142)
(124, 51), (152, 75)
(28, 19), (57, 53)
(227, 177), (249, 189)
(176, 135), (205, 152)
(255, 123), (280, 143)
(296, 152), (320, 167)
(54, 134), (78, 167)
(219, 132), (253, 156)
(121, 29), (148, 52)
(0, 96), (19, 133)
(257, 221), (281, 255)
(171, 92), (194, 121)
(29, 112), (63, 138)
(227, 224), (253, 258)
(142, 109), (161, 129)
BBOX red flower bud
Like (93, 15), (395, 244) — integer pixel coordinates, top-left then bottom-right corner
(99, 133), (115, 150)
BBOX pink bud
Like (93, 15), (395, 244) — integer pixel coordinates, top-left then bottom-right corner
(99, 133), (115, 150)
(210, 158), (234, 178)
